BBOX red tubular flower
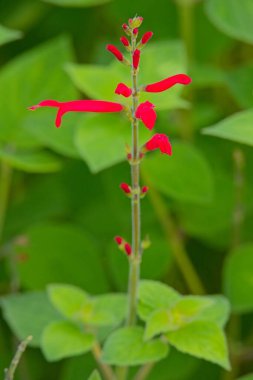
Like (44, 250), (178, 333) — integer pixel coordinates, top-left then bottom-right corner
(28, 99), (124, 128)
(124, 242), (132, 256)
(106, 44), (123, 62)
(120, 36), (130, 47)
(115, 83), (132, 98)
(133, 28), (138, 35)
(135, 101), (156, 130)
(114, 236), (123, 245)
(120, 183), (131, 194)
(145, 134), (172, 155)
(133, 49), (140, 69)
(141, 31), (153, 45)
(144, 74), (192, 93)
(141, 186), (149, 194)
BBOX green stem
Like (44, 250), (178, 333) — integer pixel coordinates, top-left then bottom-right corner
(133, 362), (154, 380)
(0, 160), (12, 244)
(92, 342), (116, 380)
(142, 170), (205, 295)
(4, 336), (32, 380)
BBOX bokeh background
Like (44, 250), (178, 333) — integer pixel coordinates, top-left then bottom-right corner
(0, 0), (253, 379)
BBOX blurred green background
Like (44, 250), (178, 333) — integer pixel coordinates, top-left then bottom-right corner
(0, 0), (253, 379)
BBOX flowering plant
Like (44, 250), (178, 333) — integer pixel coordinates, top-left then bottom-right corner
(4, 16), (230, 380)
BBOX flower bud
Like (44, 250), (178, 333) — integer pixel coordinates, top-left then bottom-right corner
(141, 186), (149, 194)
(114, 236), (123, 245)
(115, 83), (132, 98)
(133, 28), (138, 36)
(120, 183), (131, 194)
(129, 16), (143, 28)
(106, 44), (123, 62)
(133, 49), (140, 70)
(120, 36), (130, 47)
(124, 242), (132, 256)
(141, 31), (153, 45)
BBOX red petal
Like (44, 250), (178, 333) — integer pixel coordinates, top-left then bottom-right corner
(145, 74), (192, 93)
(115, 83), (132, 97)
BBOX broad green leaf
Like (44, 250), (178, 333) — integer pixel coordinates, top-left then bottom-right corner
(142, 143), (214, 203)
(66, 41), (188, 111)
(43, 0), (112, 6)
(48, 284), (90, 320)
(0, 148), (62, 173)
(225, 64), (253, 109)
(205, 0), (253, 44)
(198, 296), (230, 327)
(88, 370), (102, 380)
(41, 321), (95, 361)
(166, 320), (230, 370)
(90, 294), (127, 326)
(138, 280), (181, 321)
(101, 326), (169, 366)
(0, 24), (22, 46)
(145, 297), (213, 340)
(17, 224), (109, 293)
(0, 36), (78, 156)
(223, 244), (253, 313)
(0, 292), (61, 347)
(75, 113), (150, 173)
(238, 375), (253, 380)
(203, 109), (253, 146)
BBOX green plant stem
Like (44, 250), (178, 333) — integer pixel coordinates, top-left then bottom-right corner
(133, 362), (154, 380)
(92, 342), (116, 380)
(0, 160), (12, 244)
(4, 336), (32, 380)
(232, 148), (245, 249)
(142, 170), (205, 295)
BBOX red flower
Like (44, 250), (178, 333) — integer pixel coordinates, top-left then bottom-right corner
(106, 44), (123, 62)
(133, 49), (140, 69)
(124, 242), (132, 256)
(120, 183), (131, 194)
(28, 99), (124, 128)
(114, 236), (123, 245)
(135, 101), (156, 130)
(144, 74), (191, 93)
(133, 28), (138, 35)
(145, 134), (172, 155)
(141, 186), (149, 194)
(120, 36), (130, 47)
(141, 31), (153, 45)
(115, 83), (132, 98)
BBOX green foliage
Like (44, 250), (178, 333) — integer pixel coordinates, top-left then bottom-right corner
(101, 326), (169, 366)
(203, 109), (253, 147)
(87, 370), (102, 380)
(0, 292), (61, 346)
(43, 0), (112, 6)
(223, 244), (253, 313)
(205, 0), (253, 44)
(166, 320), (230, 370)
(41, 321), (95, 361)
(142, 143), (214, 203)
(0, 24), (22, 46)
(238, 375), (253, 380)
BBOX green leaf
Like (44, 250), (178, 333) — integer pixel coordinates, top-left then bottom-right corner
(101, 326), (169, 366)
(198, 295), (230, 327)
(66, 41), (188, 111)
(166, 320), (230, 370)
(225, 64), (253, 109)
(0, 36), (78, 156)
(238, 375), (253, 380)
(17, 224), (109, 293)
(142, 143), (214, 203)
(75, 113), (150, 173)
(88, 370), (102, 380)
(203, 109), (253, 146)
(0, 148), (62, 173)
(0, 292), (61, 347)
(0, 24), (22, 46)
(48, 284), (90, 320)
(43, 0), (112, 6)
(223, 244), (253, 313)
(145, 296), (213, 340)
(205, 0), (253, 44)
(41, 321), (95, 361)
(138, 280), (181, 321)
(90, 294), (127, 326)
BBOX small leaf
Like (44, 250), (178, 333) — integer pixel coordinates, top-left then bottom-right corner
(101, 326), (169, 366)
(138, 280), (181, 321)
(0, 148), (62, 173)
(205, 0), (253, 44)
(223, 244), (253, 313)
(41, 321), (95, 361)
(48, 284), (90, 320)
(203, 109), (253, 147)
(88, 370), (102, 380)
(0, 292), (61, 347)
(43, 0), (112, 7)
(166, 320), (230, 370)
(0, 24), (22, 46)
(142, 143), (214, 203)
(198, 295), (230, 327)
(90, 294), (127, 326)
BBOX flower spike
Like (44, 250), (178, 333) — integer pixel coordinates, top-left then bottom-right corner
(133, 49), (140, 70)
(115, 83), (132, 98)
(144, 74), (192, 93)
(106, 44), (124, 62)
(135, 101), (156, 130)
(144, 134), (172, 155)
(28, 100), (124, 128)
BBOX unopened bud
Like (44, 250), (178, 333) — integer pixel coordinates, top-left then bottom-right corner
(114, 236), (123, 245)
(120, 183), (131, 194)
(124, 242), (132, 256)
(129, 16), (143, 29)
